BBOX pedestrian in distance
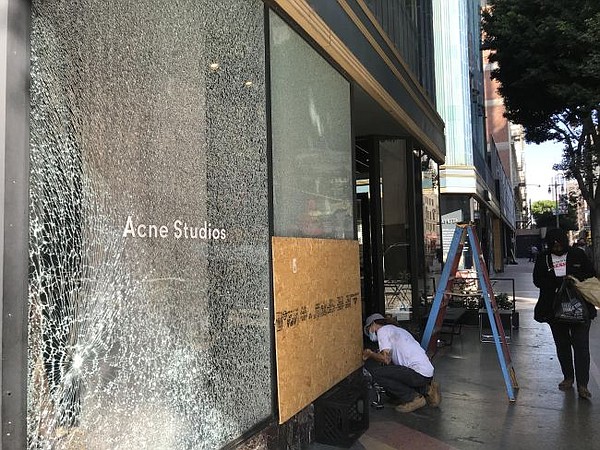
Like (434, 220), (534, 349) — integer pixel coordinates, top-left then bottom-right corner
(362, 313), (441, 412)
(575, 238), (593, 262)
(529, 244), (539, 262)
(533, 228), (597, 399)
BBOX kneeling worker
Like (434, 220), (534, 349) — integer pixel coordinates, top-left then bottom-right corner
(363, 313), (441, 412)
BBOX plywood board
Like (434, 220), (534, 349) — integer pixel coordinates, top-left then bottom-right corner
(272, 237), (362, 424)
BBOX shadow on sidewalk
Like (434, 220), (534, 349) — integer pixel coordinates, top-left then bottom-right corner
(310, 258), (600, 450)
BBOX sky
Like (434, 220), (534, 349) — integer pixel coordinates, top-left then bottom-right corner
(523, 141), (565, 203)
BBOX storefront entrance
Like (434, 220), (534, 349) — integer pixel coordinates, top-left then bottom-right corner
(355, 136), (435, 323)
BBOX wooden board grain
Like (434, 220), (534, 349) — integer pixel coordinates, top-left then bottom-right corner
(272, 237), (362, 424)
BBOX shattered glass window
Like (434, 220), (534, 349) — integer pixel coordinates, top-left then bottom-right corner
(269, 12), (354, 240)
(28, 1), (271, 449)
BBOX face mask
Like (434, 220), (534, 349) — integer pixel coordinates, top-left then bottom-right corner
(369, 331), (378, 342)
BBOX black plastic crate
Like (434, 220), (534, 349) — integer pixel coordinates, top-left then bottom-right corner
(479, 309), (512, 342)
(314, 382), (369, 447)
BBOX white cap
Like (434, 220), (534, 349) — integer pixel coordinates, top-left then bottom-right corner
(364, 313), (385, 335)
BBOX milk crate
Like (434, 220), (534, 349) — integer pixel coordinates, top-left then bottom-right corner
(314, 382), (369, 447)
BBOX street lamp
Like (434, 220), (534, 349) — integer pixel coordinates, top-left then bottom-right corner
(548, 175), (565, 228)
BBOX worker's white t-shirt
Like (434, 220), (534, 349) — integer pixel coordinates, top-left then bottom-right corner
(552, 253), (567, 277)
(376, 325), (434, 378)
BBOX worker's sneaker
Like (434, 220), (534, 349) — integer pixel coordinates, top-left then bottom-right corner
(558, 378), (574, 391)
(578, 385), (592, 399)
(395, 394), (426, 413)
(425, 380), (442, 407)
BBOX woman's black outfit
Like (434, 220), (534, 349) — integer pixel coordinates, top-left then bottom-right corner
(533, 246), (596, 391)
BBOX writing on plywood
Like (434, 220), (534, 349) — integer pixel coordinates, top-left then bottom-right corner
(272, 237), (362, 424)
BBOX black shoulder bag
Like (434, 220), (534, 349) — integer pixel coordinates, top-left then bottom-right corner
(554, 278), (589, 324)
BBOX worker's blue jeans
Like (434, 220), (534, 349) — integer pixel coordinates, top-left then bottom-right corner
(365, 360), (432, 403)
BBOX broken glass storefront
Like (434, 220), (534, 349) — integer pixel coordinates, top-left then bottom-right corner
(28, 1), (271, 448)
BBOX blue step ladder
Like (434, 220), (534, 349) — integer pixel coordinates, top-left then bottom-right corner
(420, 223), (518, 402)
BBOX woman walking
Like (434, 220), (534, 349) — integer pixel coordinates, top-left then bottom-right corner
(533, 228), (596, 398)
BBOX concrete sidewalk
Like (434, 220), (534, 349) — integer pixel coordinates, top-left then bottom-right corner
(310, 258), (600, 450)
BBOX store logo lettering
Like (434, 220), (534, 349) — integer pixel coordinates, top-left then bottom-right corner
(122, 215), (227, 240)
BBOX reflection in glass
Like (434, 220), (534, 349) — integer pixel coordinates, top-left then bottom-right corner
(421, 156), (442, 275)
(379, 140), (412, 315)
(421, 154), (442, 302)
(270, 12), (354, 239)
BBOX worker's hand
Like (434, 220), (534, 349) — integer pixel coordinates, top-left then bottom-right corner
(362, 348), (373, 361)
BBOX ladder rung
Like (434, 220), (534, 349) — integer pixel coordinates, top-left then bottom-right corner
(445, 292), (481, 297)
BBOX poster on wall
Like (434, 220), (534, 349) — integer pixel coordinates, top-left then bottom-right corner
(272, 237), (362, 424)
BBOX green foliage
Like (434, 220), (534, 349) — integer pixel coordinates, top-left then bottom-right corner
(495, 293), (512, 310)
(530, 200), (555, 217)
(531, 197), (578, 230)
(482, 1), (600, 210)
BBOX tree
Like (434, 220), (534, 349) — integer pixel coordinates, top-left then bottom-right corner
(531, 199), (577, 230)
(482, 0), (600, 269)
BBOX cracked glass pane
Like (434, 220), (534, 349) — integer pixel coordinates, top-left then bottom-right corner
(28, 1), (271, 449)
(269, 12), (354, 240)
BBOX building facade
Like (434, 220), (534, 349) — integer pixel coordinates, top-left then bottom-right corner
(433, 0), (516, 272)
(1, 1), (444, 448)
(483, 47), (528, 231)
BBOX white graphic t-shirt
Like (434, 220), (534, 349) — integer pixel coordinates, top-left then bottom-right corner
(552, 253), (567, 277)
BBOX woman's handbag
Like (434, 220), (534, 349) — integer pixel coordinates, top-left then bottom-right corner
(569, 276), (600, 308)
(554, 279), (589, 323)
